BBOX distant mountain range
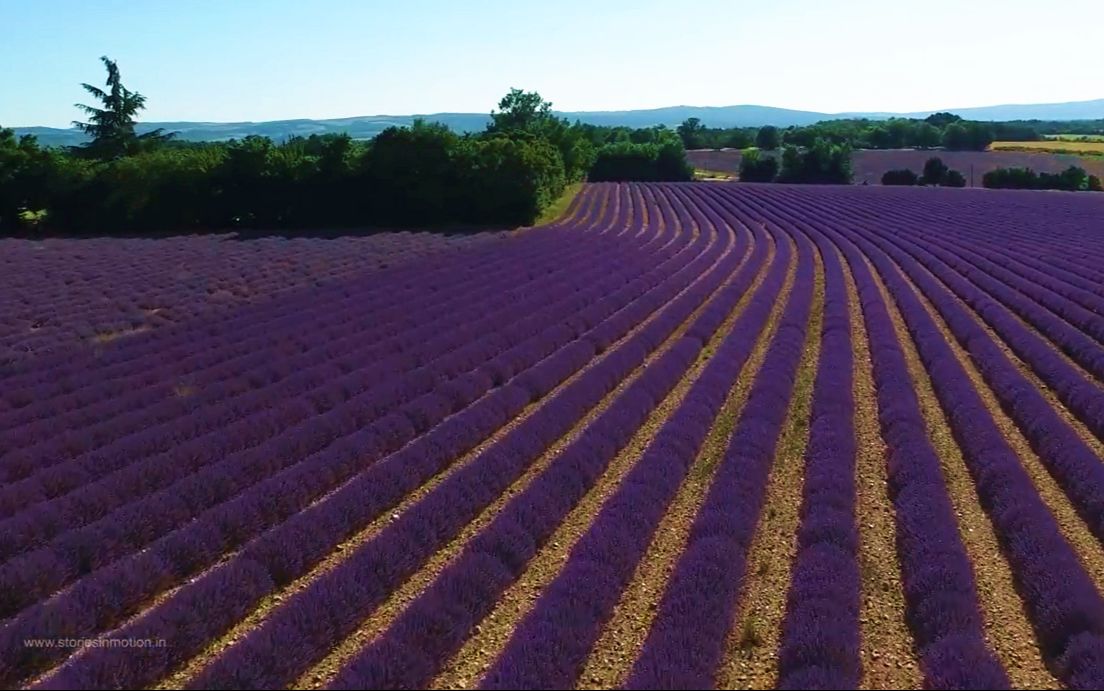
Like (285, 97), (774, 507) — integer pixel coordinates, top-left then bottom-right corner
(10, 99), (1104, 147)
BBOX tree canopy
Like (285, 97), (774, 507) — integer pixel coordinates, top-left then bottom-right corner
(73, 56), (173, 160)
(755, 126), (781, 150)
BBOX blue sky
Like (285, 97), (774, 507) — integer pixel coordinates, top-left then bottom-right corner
(3, 0), (1101, 127)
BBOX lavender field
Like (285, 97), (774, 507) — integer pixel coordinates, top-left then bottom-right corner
(2, 183), (1104, 690)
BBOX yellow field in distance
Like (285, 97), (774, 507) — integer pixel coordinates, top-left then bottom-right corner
(992, 139), (1104, 155)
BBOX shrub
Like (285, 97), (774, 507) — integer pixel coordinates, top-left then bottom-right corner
(921, 157), (949, 186)
(588, 136), (692, 182)
(983, 165), (1094, 191)
(777, 140), (852, 185)
(882, 169), (919, 186)
(943, 169), (967, 188)
(739, 149), (779, 183)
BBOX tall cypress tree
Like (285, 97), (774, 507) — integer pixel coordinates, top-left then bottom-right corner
(73, 56), (172, 159)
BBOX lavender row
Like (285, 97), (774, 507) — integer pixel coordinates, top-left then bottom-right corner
(0, 223), (620, 436)
(729, 185), (1009, 689)
(882, 206), (1104, 347)
(770, 188), (1104, 517)
(325, 206), (769, 689)
(887, 223), (1104, 384)
(177, 205), (735, 690)
(0, 232), (477, 366)
(804, 193), (1104, 546)
(775, 231), (860, 689)
(0, 219), (657, 475)
(918, 225), (1104, 310)
(820, 224), (1009, 689)
(0, 226), (679, 616)
(0, 258), (611, 499)
(911, 220), (1104, 317)
(6, 187), (720, 687)
(484, 227), (793, 690)
(0, 231), (657, 517)
(619, 234), (811, 690)
(876, 230), (1104, 438)
(0, 188), (622, 403)
(840, 224), (1104, 688)
(0, 202), (654, 478)
(0, 229), (497, 382)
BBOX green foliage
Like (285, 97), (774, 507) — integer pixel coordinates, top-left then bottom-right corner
(739, 148), (779, 182)
(921, 157), (949, 185)
(672, 120), (755, 151)
(755, 126), (781, 150)
(915, 157), (968, 187)
(777, 139), (853, 184)
(773, 115), (1006, 152)
(677, 118), (706, 150)
(924, 112), (963, 128)
(982, 165), (1097, 191)
(364, 122), (461, 226)
(912, 122), (943, 149)
(589, 132), (692, 182)
(486, 88), (593, 181)
(942, 121), (993, 151)
(73, 56), (173, 160)
(1090, 175), (1103, 192)
(989, 122), (1041, 142)
(488, 88), (554, 134)
(1, 129), (57, 229)
(3, 99), (575, 234)
(455, 135), (566, 225)
(881, 169), (919, 185)
(943, 169), (967, 188)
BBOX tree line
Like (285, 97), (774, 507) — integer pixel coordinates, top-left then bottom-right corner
(737, 140), (854, 185)
(982, 166), (1102, 191)
(675, 112), (1101, 153)
(1, 58), (693, 234)
(881, 157), (967, 187)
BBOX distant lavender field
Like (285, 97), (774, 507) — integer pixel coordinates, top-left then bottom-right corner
(689, 148), (1104, 185)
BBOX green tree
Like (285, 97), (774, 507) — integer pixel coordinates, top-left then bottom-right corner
(943, 121), (993, 151)
(73, 56), (173, 160)
(487, 88), (592, 181)
(677, 118), (706, 150)
(778, 139), (852, 184)
(588, 132), (691, 182)
(363, 120), (460, 225)
(911, 122), (942, 149)
(739, 148), (778, 182)
(488, 88), (555, 134)
(863, 125), (892, 149)
(656, 133), (693, 180)
(921, 157), (949, 185)
(456, 136), (565, 225)
(925, 112), (962, 128)
(756, 126), (781, 150)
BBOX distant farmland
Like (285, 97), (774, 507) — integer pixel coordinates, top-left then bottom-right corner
(993, 139), (1104, 156)
(3, 184), (1104, 689)
(688, 148), (1104, 185)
